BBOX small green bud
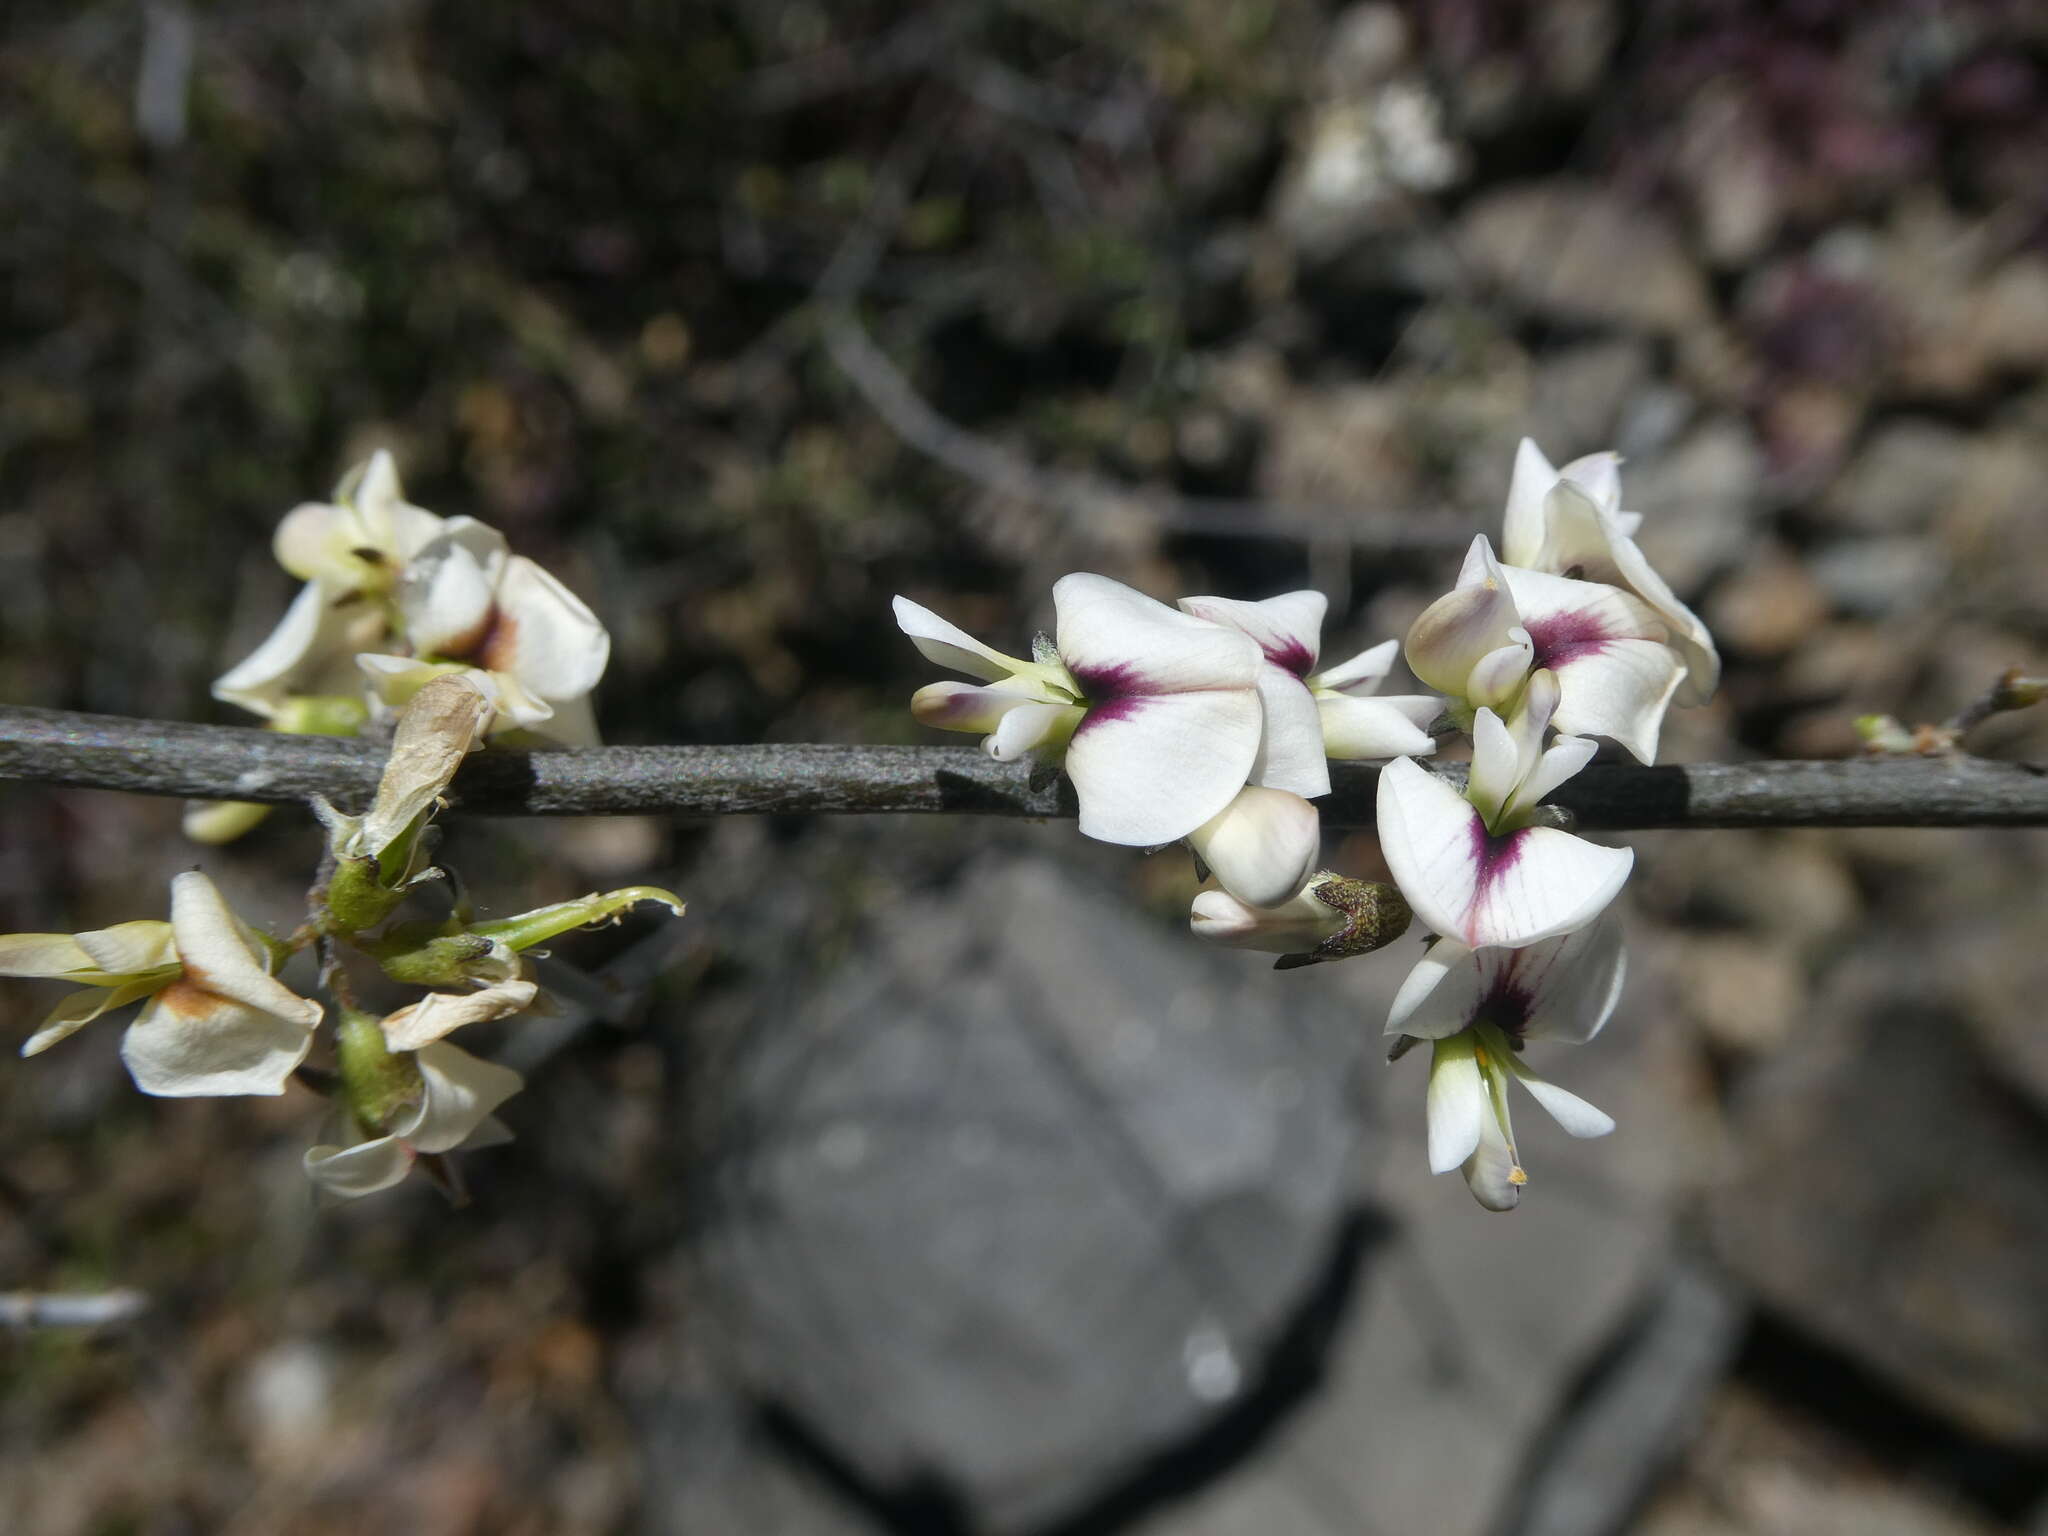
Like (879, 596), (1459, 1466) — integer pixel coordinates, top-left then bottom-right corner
(335, 1006), (423, 1133)
(362, 923), (513, 987)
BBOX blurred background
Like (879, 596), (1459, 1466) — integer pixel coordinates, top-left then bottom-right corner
(4, 1), (2048, 1532)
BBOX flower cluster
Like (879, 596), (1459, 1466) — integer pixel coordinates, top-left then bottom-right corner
(5, 462), (682, 1203)
(188, 451), (610, 843)
(899, 440), (1717, 1211)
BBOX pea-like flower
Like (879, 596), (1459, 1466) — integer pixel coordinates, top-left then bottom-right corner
(1405, 535), (1685, 763)
(2, 872), (320, 1096)
(212, 451), (442, 723)
(357, 517), (610, 747)
(303, 1039), (523, 1200)
(897, 574), (1272, 846)
(1376, 670), (1632, 949)
(1176, 590), (1440, 787)
(1501, 439), (1719, 706)
(1387, 914), (1624, 1210)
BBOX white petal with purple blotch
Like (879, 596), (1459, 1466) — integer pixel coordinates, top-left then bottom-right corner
(1177, 590), (1326, 676)
(1064, 688), (1262, 844)
(1376, 757), (1632, 948)
(1054, 574), (1262, 697)
(1385, 913), (1626, 1045)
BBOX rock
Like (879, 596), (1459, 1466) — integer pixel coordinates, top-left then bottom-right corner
(1622, 417), (1766, 594)
(1705, 542), (1830, 658)
(1126, 928), (1695, 1536)
(1667, 935), (1807, 1054)
(1710, 946), (2048, 1446)
(1822, 418), (1970, 535)
(1807, 537), (1948, 619)
(1637, 1384), (2006, 1536)
(1257, 384), (1420, 513)
(1453, 180), (1714, 333)
(693, 854), (1369, 1533)
(1524, 339), (1652, 455)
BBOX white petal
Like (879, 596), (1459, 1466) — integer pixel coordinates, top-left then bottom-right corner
(1376, 758), (1487, 943)
(1470, 827), (1633, 949)
(1465, 708), (1520, 830)
(399, 1041), (524, 1154)
(1317, 694), (1438, 759)
(1389, 918), (1626, 1046)
(1466, 636), (1535, 711)
(400, 518), (507, 658)
(1176, 590), (1327, 675)
(527, 689), (601, 747)
(70, 922), (179, 979)
(304, 1135), (415, 1199)
(1505, 733), (1598, 824)
(1311, 637), (1400, 696)
(1603, 532), (1721, 706)
(1189, 886), (1344, 953)
(985, 701), (1081, 761)
(1385, 941), (1475, 1039)
(168, 873), (321, 1026)
(1247, 665), (1331, 797)
(912, 681), (1042, 734)
(274, 503), (352, 584)
(1187, 787), (1320, 908)
(1404, 538), (1521, 696)
(1054, 573), (1262, 696)
(479, 555), (609, 703)
(120, 987), (312, 1096)
(1460, 1108), (1525, 1211)
(1064, 689), (1262, 845)
(0, 932), (97, 978)
(381, 979), (539, 1052)
(22, 987), (128, 1055)
(210, 582), (336, 719)
(1559, 452), (1622, 515)
(1376, 760), (1632, 949)
(892, 595), (1026, 683)
(1511, 915), (1628, 1045)
(1504, 1054), (1615, 1139)
(1549, 639), (1685, 764)
(1501, 437), (1561, 567)
(1425, 1033), (1486, 1174)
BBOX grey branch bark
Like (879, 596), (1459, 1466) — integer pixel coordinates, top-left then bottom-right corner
(2, 706), (2044, 829)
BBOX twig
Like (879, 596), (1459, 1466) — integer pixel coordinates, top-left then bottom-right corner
(2, 706), (2045, 828)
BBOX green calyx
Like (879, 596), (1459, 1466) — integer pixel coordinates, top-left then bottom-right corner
(336, 1006), (422, 1133)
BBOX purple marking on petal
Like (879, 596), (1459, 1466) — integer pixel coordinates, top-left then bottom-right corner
(1068, 660), (1146, 700)
(1267, 640), (1315, 677)
(1480, 957), (1538, 1039)
(1524, 611), (1612, 670)
(1468, 821), (1528, 904)
(1073, 693), (1151, 735)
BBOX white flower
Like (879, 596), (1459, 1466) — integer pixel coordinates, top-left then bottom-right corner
(1396, 916), (1625, 1211)
(1376, 671), (1632, 949)
(1186, 786), (1321, 907)
(898, 574), (1270, 846)
(273, 450), (446, 593)
(3, 873), (320, 1096)
(1176, 591), (1440, 783)
(1405, 535), (1685, 763)
(303, 1040), (522, 1200)
(213, 451), (442, 722)
(1501, 439), (1719, 706)
(357, 516), (610, 747)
